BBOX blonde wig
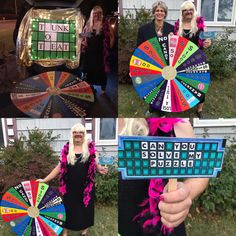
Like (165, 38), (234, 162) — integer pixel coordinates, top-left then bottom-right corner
(178, 1), (198, 37)
(67, 123), (90, 165)
(152, 1), (168, 18)
(120, 118), (149, 136)
(84, 5), (103, 35)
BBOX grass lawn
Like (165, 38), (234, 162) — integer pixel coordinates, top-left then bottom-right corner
(186, 212), (236, 236)
(0, 204), (117, 236)
(118, 74), (236, 118)
(1, 207), (236, 236)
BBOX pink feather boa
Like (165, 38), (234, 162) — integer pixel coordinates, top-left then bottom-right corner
(59, 141), (96, 207)
(174, 16), (205, 49)
(134, 118), (184, 234)
(133, 179), (173, 234)
(146, 118), (184, 135)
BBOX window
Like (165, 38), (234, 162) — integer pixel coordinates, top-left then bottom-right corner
(199, 0), (235, 25)
(0, 119), (5, 147)
(95, 118), (118, 145)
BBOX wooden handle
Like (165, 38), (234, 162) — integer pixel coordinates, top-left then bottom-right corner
(168, 179), (177, 192)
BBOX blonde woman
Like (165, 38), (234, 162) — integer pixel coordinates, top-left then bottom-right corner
(174, 1), (211, 118)
(37, 123), (107, 236)
(118, 118), (209, 236)
(82, 5), (113, 95)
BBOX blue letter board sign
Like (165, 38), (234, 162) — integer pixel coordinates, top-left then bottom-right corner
(118, 136), (226, 179)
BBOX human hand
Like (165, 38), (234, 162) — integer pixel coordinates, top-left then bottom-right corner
(203, 38), (211, 48)
(36, 179), (45, 183)
(158, 182), (192, 228)
(96, 164), (108, 175)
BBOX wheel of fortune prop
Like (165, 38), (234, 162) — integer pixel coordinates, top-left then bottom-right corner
(10, 71), (94, 117)
(0, 180), (66, 235)
(130, 35), (210, 112)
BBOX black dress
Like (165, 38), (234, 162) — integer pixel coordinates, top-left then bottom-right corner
(118, 129), (186, 236)
(63, 154), (94, 231)
(83, 31), (107, 90)
(182, 29), (199, 46)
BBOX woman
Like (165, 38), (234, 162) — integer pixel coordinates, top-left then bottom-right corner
(37, 123), (107, 236)
(82, 5), (113, 95)
(136, 1), (173, 117)
(174, 1), (211, 118)
(118, 118), (209, 236)
(137, 1), (173, 46)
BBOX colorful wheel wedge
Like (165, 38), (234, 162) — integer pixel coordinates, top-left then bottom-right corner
(130, 35), (210, 112)
(0, 180), (66, 236)
(11, 71), (94, 117)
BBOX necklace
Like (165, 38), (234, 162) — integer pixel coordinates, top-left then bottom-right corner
(155, 23), (163, 36)
(183, 29), (191, 36)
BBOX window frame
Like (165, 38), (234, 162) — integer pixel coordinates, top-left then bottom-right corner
(1, 118), (8, 147)
(95, 118), (118, 146)
(197, 0), (236, 26)
(193, 118), (236, 127)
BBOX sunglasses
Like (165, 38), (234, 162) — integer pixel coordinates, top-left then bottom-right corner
(182, 8), (194, 13)
(73, 131), (84, 135)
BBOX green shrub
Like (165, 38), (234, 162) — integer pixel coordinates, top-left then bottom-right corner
(0, 129), (118, 205)
(204, 28), (236, 79)
(119, 7), (151, 47)
(95, 163), (118, 204)
(195, 138), (236, 215)
(119, 7), (152, 83)
(0, 129), (59, 196)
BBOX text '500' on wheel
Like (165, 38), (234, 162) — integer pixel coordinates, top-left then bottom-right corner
(130, 35), (210, 112)
(0, 180), (66, 235)
(10, 71), (95, 118)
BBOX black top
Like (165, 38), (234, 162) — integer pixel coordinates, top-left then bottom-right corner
(182, 29), (199, 46)
(118, 128), (186, 236)
(83, 31), (107, 86)
(137, 20), (174, 46)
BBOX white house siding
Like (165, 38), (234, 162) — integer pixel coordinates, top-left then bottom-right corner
(121, 0), (180, 24)
(193, 119), (236, 143)
(15, 118), (118, 158)
(120, 0), (236, 38)
(16, 118), (82, 155)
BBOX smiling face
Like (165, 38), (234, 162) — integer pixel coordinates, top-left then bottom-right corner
(182, 8), (194, 21)
(154, 6), (166, 22)
(73, 131), (84, 145)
